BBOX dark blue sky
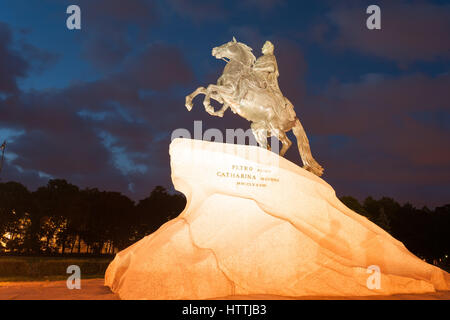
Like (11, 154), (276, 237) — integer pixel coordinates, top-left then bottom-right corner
(0, 0), (449, 207)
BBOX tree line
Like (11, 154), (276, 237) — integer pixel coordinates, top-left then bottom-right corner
(340, 195), (449, 270)
(0, 179), (448, 271)
(0, 179), (185, 255)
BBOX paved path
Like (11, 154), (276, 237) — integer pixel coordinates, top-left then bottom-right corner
(0, 279), (449, 300)
(0, 279), (119, 300)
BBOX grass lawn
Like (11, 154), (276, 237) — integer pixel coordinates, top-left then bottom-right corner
(0, 256), (113, 282)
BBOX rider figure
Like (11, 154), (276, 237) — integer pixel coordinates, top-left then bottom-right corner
(235, 41), (289, 120)
(253, 41), (289, 120)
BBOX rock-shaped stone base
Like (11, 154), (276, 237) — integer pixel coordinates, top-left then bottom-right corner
(105, 138), (449, 299)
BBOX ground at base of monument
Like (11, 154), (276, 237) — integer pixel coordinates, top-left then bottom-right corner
(0, 279), (449, 300)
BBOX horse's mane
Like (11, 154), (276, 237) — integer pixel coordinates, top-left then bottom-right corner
(236, 42), (256, 65)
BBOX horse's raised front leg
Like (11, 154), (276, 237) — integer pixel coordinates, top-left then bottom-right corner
(215, 103), (229, 117)
(203, 91), (216, 116)
(203, 90), (230, 117)
(185, 87), (207, 111)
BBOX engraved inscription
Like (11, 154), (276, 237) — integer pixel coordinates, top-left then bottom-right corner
(216, 163), (280, 188)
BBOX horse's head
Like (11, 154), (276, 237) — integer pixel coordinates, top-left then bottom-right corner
(212, 37), (255, 66)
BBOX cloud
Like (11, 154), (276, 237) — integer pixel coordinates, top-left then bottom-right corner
(78, 0), (159, 69)
(311, 1), (450, 66)
(119, 43), (194, 91)
(19, 42), (60, 74)
(294, 72), (450, 207)
(0, 33), (196, 200)
(166, 0), (228, 21)
(241, 0), (285, 11)
(0, 22), (29, 94)
(303, 73), (450, 136)
(275, 39), (308, 104)
(166, 0), (284, 23)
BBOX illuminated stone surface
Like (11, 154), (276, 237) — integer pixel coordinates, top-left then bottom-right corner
(105, 138), (449, 299)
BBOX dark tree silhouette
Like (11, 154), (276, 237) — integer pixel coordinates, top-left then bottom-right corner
(340, 195), (449, 270)
(0, 182), (31, 252)
(133, 186), (186, 240)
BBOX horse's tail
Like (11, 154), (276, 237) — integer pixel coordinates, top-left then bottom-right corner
(292, 117), (324, 177)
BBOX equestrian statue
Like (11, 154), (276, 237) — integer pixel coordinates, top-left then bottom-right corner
(185, 38), (324, 177)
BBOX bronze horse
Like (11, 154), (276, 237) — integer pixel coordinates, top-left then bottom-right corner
(185, 38), (323, 177)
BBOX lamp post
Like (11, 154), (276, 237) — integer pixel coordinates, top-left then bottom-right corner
(0, 140), (6, 178)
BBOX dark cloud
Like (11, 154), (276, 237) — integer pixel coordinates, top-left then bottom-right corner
(241, 0), (285, 11)
(275, 40), (308, 104)
(166, 0), (285, 23)
(19, 42), (60, 74)
(303, 73), (450, 136)
(0, 22), (29, 94)
(166, 0), (228, 21)
(10, 129), (109, 177)
(78, 0), (159, 69)
(0, 163), (49, 192)
(296, 72), (450, 207)
(120, 43), (194, 91)
(82, 37), (131, 71)
(81, 0), (158, 25)
(0, 33), (196, 200)
(311, 1), (450, 66)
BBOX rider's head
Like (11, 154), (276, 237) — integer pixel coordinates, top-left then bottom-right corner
(262, 41), (274, 55)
